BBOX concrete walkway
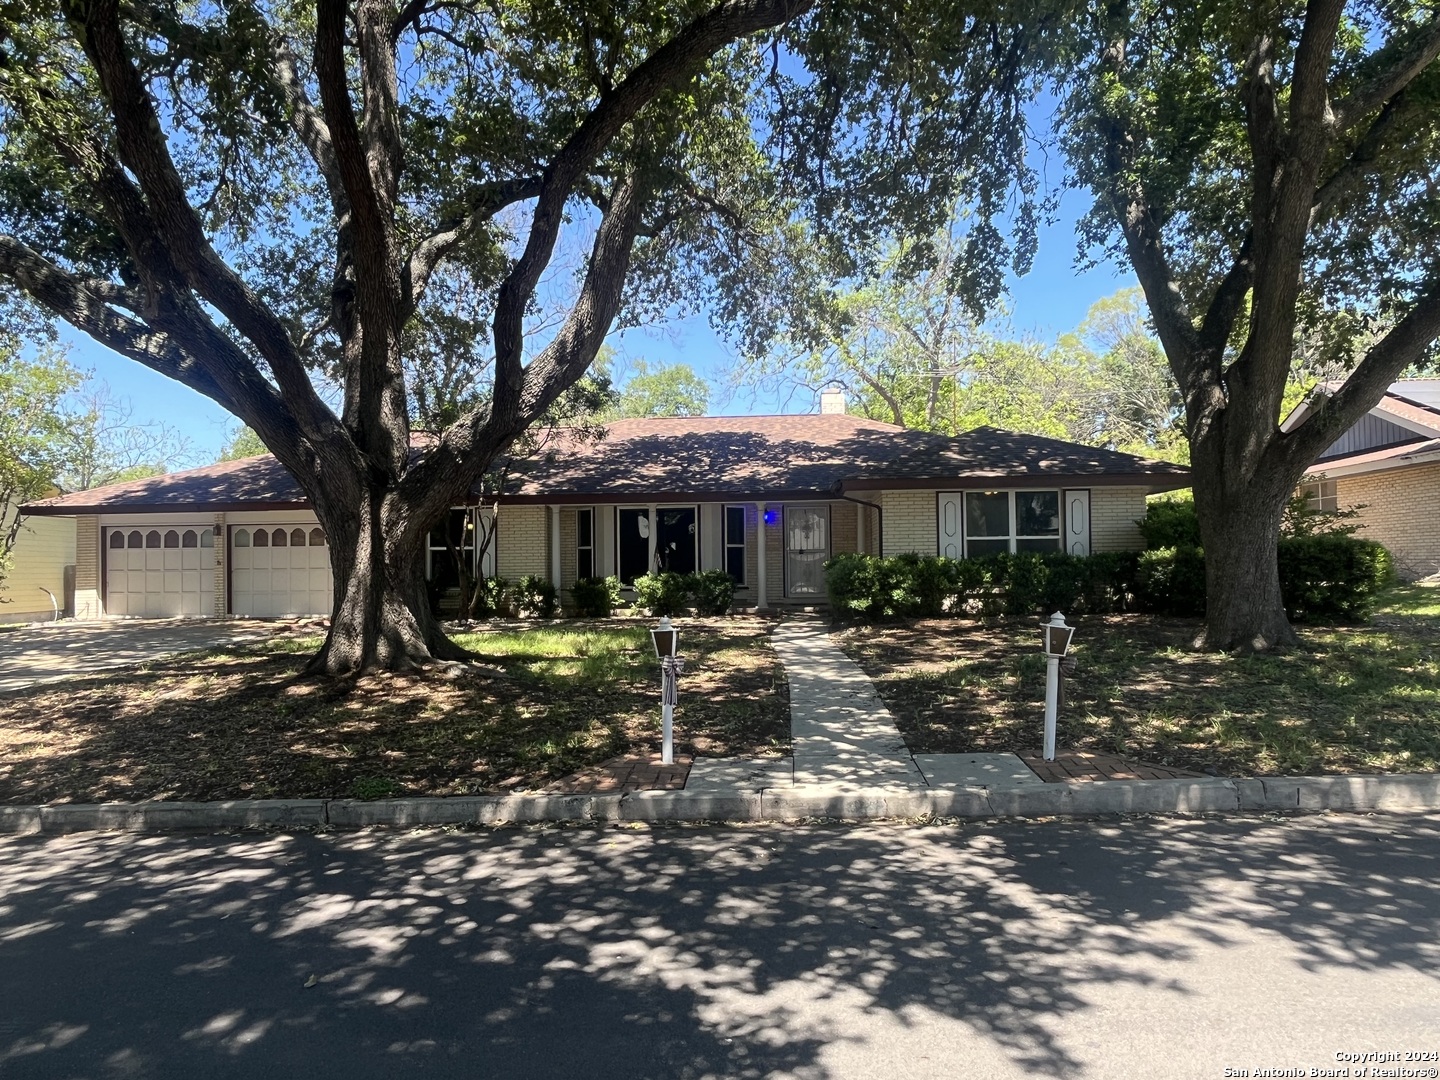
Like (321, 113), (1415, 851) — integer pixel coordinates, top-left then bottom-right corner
(687, 618), (928, 793)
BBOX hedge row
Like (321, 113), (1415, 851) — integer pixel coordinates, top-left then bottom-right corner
(825, 535), (1394, 624)
(568, 570), (738, 618)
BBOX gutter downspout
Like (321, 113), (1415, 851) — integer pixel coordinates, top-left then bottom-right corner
(839, 493), (883, 557)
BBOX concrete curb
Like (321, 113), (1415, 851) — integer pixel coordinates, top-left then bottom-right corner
(3, 773), (1439, 835)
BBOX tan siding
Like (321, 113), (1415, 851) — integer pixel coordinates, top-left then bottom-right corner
(74, 515), (101, 619)
(1336, 464), (1440, 580)
(1, 513), (76, 621)
(880, 490), (939, 556)
(1089, 487), (1149, 553)
(497, 505), (549, 581)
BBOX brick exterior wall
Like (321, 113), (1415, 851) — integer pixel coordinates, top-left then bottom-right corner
(497, 505), (549, 581)
(879, 486), (1149, 557)
(831, 500), (858, 555)
(1336, 463), (1440, 580)
(73, 515), (101, 619)
(1089, 487), (1149, 553)
(880, 491), (940, 556)
(213, 514), (227, 616)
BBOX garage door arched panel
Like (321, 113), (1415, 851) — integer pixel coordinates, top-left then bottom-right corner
(229, 522), (333, 617)
(105, 524), (214, 618)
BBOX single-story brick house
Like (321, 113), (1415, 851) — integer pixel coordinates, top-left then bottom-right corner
(22, 391), (1188, 619)
(1284, 379), (1440, 579)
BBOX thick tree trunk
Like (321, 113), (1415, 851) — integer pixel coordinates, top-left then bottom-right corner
(1190, 455), (1300, 652)
(305, 485), (471, 675)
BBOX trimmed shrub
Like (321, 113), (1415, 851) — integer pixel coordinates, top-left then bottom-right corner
(514, 574), (559, 619)
(1137, 497), (1202, 549)
(633, 571), (691, 616)
(1135, 546), (1207, 617)
(689, 569), (737, 615)
(569, 576), (622, 618)
(1278, 535), (1394, 622)
(825, 550), (1139, 621)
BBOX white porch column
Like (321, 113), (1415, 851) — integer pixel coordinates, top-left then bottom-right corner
(549, 505), (561, 586)
(755, 501), (768, 610)
(647, 503), (658, 574)
(855, 501), (866, 554)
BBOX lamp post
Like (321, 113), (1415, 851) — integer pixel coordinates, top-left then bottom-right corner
(1040, 611), (1075, 762)
(649, 617), (682, 765)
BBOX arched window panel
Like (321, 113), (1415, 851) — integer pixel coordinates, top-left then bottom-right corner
(233, 529), (251, 548)
(181, 530), (198, 548)
(145, 530), (161, 548)
(163, 530), (180, 548)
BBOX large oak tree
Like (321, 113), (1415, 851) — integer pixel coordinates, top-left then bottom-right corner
(1059, 0), (1440, 650)
(0, 0), (1040, 671)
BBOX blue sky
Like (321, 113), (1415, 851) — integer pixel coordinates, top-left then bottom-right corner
(57, 186), (1136, 461)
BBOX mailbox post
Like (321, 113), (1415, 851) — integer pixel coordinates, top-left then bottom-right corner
(650, 617), (682, 765)
(1040, 611), (1075, 762)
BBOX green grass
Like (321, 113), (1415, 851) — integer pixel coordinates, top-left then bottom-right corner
(837, 579), (1440, 776)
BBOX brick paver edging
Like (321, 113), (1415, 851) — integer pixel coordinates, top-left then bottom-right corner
(3, 774), (1440, 835)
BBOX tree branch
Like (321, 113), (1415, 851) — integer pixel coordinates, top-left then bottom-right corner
(1280, 286), (1440, 469)
(66, 0), (333, 436)
(403, 175), (543, 313)
(0, 234), (237, 411)
(489, 0), (814, 425)
(1331, 15), (1440, 133)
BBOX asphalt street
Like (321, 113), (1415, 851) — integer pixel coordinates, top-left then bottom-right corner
(1, 813), (1437, 1079)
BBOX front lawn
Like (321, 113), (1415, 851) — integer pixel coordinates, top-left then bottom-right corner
(0, 617), (788, 805)
(834, 581), (1440, 777)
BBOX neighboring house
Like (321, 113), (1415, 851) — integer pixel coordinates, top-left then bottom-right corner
(21, 390), (1188, 619)
(1, 493), (77, 623)
(1283, 379), (1440, 580)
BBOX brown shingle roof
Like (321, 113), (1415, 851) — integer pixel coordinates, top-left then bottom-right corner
(23, 414), (1188, 515)
(507, 415), (1187, 500)
(22, 454), (309, 515)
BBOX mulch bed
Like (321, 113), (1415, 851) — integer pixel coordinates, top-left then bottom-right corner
(0, 617), (788, 805)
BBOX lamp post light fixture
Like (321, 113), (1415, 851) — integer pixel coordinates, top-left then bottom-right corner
(650, 617), (682, 764)
(1040, 611), (1075, 761)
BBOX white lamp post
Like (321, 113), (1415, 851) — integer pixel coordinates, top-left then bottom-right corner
(649, 617), (682, 764)
(1040, 611), (1075, 762)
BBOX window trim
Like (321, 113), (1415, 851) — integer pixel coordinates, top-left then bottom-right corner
(957, 489), (1064, 558)
(723, 504), (747, 587)
(1299, 479), (1339, 514)
(576, 507), (595, 581)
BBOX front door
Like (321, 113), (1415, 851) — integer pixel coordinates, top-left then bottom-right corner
(785, 505), (829, 597)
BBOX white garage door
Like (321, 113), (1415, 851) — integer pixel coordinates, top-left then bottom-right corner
(105, 526), (215, 617)
(230, 525), (333, 617)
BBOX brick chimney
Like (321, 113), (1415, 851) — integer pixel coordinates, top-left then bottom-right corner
(819, 386), (847, 415)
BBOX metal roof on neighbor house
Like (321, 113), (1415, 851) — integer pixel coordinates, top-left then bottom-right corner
(22, 413), (1189, 515)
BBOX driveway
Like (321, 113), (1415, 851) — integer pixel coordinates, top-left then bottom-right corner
(0, 620), (273, 693)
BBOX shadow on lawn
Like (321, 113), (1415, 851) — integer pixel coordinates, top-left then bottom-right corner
(0, 815), (1437, 1077)
(0, 622), (788, 805)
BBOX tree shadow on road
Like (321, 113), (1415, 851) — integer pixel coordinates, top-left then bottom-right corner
(0, 814), (1437, 1078)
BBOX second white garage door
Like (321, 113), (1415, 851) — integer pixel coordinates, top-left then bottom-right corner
(230, 525), (333, 617)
